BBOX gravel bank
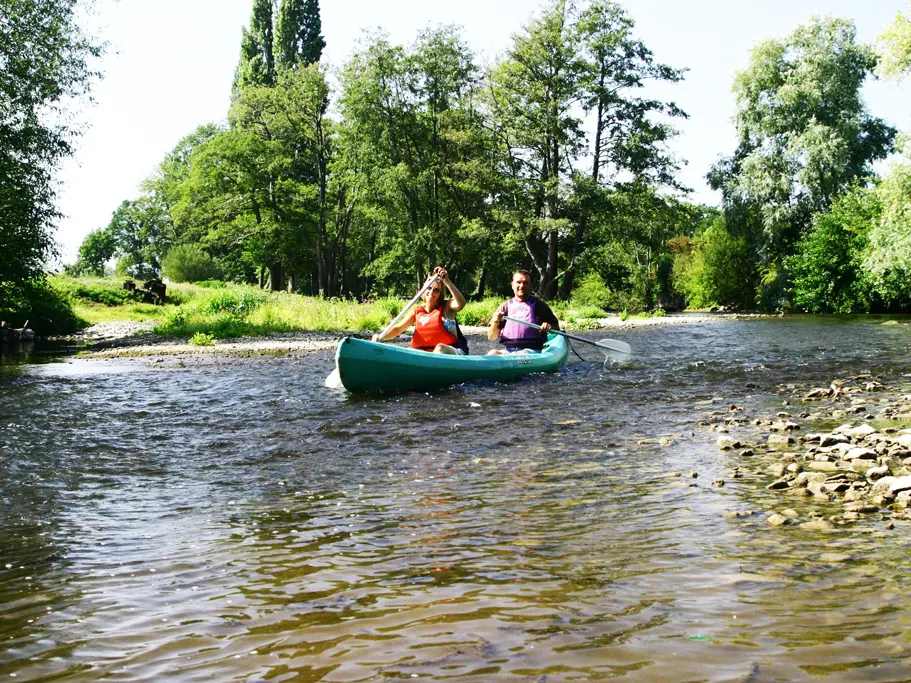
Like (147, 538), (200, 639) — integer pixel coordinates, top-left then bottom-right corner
(74, 312), (753, 359)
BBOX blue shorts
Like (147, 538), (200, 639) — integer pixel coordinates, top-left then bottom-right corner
(504, 347), (542, 354)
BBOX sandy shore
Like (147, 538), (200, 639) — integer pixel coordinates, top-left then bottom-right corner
(71, 312), (761, 359)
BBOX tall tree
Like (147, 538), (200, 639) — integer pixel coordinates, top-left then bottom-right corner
(877, 2), (911, 79)
(337, 28), (491, 291)
(486, 0), (685, 298)
(560, 0), (685, 296)
(710, 17), (895, 259)
(274, 0), (325, 69)
(233, 0), (276, 93)
(1, 0), (100, 317)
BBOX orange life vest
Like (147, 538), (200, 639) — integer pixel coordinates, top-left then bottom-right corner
(411, 305), (457, 350)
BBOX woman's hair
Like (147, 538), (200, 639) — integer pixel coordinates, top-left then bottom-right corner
(419, 282), (446, 312)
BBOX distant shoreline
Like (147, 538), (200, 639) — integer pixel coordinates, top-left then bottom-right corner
(71, 312), (764, 359)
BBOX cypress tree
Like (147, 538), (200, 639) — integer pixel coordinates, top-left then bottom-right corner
(233, 0), (276, 94)
(274, 0), (325, 70)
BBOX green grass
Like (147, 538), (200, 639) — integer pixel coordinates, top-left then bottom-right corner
(49, 276), (619, 339)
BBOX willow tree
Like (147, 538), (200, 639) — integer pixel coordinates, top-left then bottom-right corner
(709, 17), (895, 306)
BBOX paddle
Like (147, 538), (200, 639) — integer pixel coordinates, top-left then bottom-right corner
(503, 315), (632, 363)
(324, 274), (442, 388)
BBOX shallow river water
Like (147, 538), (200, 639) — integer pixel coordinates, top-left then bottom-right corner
(3, 317), (911, 682)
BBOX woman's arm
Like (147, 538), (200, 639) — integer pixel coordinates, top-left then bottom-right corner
(435, 267), (466, 313)
(372, 307), (417, 342)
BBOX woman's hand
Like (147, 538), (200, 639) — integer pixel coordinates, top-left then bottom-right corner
(371, 333), (381, 342)
(432, 266), (449, 282)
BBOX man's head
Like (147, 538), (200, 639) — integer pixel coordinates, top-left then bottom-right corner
(511, 270), (533, 301)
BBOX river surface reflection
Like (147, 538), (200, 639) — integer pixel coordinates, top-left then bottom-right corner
(2, 316), (911, 681)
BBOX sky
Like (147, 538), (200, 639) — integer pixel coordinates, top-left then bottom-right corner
(54, 0), (911, 263)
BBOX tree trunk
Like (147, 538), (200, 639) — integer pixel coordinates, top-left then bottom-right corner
(268, 262), (284, 292)
(544, 230), (559, 299)
(472, 265), (488, 300)
(289, 271), (299, 293)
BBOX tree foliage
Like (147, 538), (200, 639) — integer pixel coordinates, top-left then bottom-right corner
(711, 17), (894, 255)
(233, 0), (275, 92)
(787, 185), (880, 312)
(1, 0), (100, 315)
(865, 156), (911, 304)
(274, 0), (325, 69)
(877, 3), (911, 79)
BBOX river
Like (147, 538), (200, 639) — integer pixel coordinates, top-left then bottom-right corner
(2, 316), (911, 681)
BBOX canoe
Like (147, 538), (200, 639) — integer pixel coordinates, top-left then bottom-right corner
(334, 333), (568, 394)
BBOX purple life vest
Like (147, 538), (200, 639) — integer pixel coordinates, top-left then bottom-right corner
(501, 297), (544, 349)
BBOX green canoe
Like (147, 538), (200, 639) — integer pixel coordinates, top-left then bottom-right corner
(334, 333), (569, 394)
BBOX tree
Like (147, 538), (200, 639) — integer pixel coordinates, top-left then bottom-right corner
(106, 198), (172, 279)
(1, 0), (100, 317)
(877, 2), (911, 79)
(337, 28), (493, 292)
(72, 228), (116, 276)
(560, 0), (686, 296)
(485, 0), (685, 298)
(274, 0), (325, 69)
(787, 186), (880, 312)
(710, 17), (895, 260)
(233, 0), (276, 93)
(864, 157), (911, 305)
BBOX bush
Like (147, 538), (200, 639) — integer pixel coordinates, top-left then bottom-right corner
(459, 298), (502, 326)
(2, 277), (85, 335)
(189, 332), (215, 346)
(194, 280), (227, 288)
(786, 186), (880, 313)
(162, 244), (222, 283)
(195, 288), (266, 316)
(570, 273), (612, 310)
(671, 216), (755, 310)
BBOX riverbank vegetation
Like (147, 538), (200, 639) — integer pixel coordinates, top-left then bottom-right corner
(5, 1), (911, 337)
(48, 275), (612, 339)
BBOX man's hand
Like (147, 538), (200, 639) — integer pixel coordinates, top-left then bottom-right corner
(540, 322), (552, 333)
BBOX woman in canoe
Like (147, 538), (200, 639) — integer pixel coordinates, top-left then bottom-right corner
(372, 267), (468, 354)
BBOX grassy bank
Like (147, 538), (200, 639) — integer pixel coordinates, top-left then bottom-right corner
(50, 276), (628, 340)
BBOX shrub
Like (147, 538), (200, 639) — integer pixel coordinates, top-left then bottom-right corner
(2, 277), (85, 335)
(458, 298), (501, 326)
(671, 216), (755, 310)
(189, 332), (215, 346)
(162, 244), (222, 283)
(196, 288), (266, 316)
(570, 273), (612, 310)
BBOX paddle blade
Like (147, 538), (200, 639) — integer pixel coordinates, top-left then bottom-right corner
(324, 367), (343, 389)
(595, 339), (632, 363)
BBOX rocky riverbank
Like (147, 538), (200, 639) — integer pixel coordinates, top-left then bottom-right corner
(704, 374), (911, 531)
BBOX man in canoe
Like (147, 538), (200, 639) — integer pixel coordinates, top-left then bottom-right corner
(487, 270), (560, 354)
(372, 267), (468, 354)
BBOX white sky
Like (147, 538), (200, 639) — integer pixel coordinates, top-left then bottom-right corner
(55, 0), (911, 263)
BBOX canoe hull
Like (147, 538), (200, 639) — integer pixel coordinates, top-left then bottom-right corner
(335, 334), (568, 394)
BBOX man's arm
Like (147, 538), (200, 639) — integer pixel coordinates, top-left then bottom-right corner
(487, 302), (507, 341)
(536, 299), (560, 331)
